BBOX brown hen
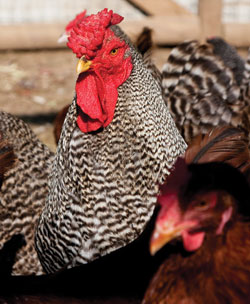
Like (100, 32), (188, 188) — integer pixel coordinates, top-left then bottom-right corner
(143, 159), (250, 304)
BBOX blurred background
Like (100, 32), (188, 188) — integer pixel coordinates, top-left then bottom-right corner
(0, 0), (250, 151)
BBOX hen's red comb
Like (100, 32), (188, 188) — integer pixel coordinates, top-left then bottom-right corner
(67, 8), (124, 59)
(158, 157), (190, 206)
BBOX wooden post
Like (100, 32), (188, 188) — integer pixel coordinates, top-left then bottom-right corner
(0, 24), (65, 50)
(121, 15), (200, 45)
(128, 0), (193, 16)
(198, 0), (223, 42)
(224, 23), (250, 47)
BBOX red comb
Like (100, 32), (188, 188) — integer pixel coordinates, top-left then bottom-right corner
(67, 8), (124, 59)
(65, 10), (87, 33)
(158, 157), (190, 205)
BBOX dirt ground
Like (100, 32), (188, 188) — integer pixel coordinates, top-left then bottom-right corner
(0, 49), (78, 151)
(0, 46), (247, 151)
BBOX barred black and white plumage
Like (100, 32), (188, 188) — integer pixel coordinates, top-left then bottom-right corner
(0, 112), (53, 275)
(162, 40), (250, 144)
(206, 36), (246, 85)
(35, 21), (186, 274)
(240, 48), (250, 109)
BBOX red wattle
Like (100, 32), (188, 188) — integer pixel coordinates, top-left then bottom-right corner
(76, 72), (106, 133)
(76, 71), (118, 133)
(75, 54), (132, 133)
(182, 230), (205, 252)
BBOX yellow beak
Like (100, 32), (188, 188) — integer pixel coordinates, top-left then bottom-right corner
(149, 225), (183, 256)
(149, 220), (196, 256)
(76, 56), (92, 75)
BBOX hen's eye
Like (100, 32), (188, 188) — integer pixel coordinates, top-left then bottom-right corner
(196, 201), (208, 209)
(110, 48), (118, 56)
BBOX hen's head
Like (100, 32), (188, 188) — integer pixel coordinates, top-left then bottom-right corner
(67, 8), (133, 133)
(150, 158), (250, 255)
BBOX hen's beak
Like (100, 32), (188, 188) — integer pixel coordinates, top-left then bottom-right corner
(149, 224), (183, 256)
(150, 220), (197, 256)
(77, 56), (92, 75)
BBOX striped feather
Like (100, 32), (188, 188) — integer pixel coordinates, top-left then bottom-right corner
(162, 40), (250, 144)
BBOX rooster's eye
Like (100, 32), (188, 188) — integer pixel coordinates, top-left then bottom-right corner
(110, 48), (118, 56)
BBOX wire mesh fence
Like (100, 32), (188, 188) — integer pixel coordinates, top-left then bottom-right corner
(175, 0), (250, 23)
(0, 0), (144, 25)
(0, 0), (249, 26)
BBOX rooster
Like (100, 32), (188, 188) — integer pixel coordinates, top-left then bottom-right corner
(35, 8), (186, 274)
(162, 40), (250, 144)
(143, 158), (250, 304)
(0, 8), (186, 275)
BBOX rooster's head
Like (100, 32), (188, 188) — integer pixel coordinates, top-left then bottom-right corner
(67, 8), (133, 133)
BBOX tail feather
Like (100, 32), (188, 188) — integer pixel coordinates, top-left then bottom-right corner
(185, 126), (250, 174)
(135, 27), (162, 85)
(135, 27), (153, 56)
(53, 105), (69, 145)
